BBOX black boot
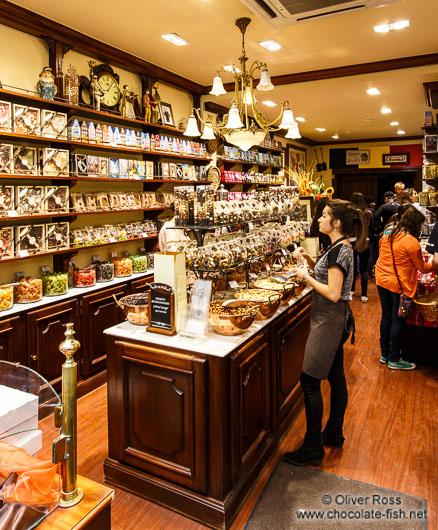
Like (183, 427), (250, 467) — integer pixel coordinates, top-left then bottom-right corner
(322, 427), (345, 448)
(284, 443), (324, 466)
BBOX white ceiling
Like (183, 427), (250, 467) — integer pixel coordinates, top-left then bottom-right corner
(9, 0), (438, 142)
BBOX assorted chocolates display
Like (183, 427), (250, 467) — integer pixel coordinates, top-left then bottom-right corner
(70, 221), (157, 247)
(0, 185), (69, 216)
(222, 145), (283, 167)
(70, 190), (173, 212)
(221, 170), (284, 185)
(0, 143), (69, 175)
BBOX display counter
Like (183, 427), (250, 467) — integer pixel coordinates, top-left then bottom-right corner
(103, 288), (312, 529)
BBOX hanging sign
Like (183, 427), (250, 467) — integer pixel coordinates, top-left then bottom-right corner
(346, 149), (370, 165)
(382, 153), (410, 165)
(147, 282), (176, 336)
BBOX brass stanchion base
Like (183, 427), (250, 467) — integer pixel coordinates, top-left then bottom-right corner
(59, 487), (84, 508)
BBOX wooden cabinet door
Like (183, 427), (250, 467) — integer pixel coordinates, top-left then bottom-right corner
(107, 339), (207, 493)
(81, 283), (128, 377)
(27, 299), (80, 392)
(130, 275), (153, 294)
(270, 299), (311, 430)
(0, 316), (26, 364)
(230, 331), (271, 483)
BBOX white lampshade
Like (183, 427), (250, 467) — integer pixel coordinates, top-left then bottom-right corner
(279, 108), (295, 129)
(256, 68), (274, 91)
(242, 86), (256, 105)
(285, 121), (301, 139)
(201, 121), (216, 140)
(184, 114), (201, 136)
(226, 103), (244, 129)
(209, 75), (227, 96)
(224, 129), (266, 151)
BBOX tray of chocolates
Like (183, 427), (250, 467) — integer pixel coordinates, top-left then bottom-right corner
(46, 221), (69, 250)
(13, 104), (40, 135)
(0, 186), (14, 217)
(0, 101), (11, 132)
(0, 227), (14, 259)
(0, 144), (13, 174)
(41, 148), (69, 176)
(16, 186), (44, 215)
(44, 186), (69, 213)
(41, 110), (68, 139)
(15, 224), (45, 255)
(12, 146), (38, 175)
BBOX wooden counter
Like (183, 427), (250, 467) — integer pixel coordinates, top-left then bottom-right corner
(103, 290), (312, 529)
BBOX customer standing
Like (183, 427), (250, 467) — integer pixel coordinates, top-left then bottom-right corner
(374, 191), (399, 235)
(350, 192), (371, 302)
(394, 181), (405, 204)
(375, 206), (437, 370)
(284, 200), (367, 466)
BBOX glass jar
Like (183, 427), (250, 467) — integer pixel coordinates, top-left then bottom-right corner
(42, 272), (68, 296)
(113, 257), (132, 277)
(64, 63), (79, 105)
(14, 277), (43, 303)
(94, 260), (114, 282)
(73, 266), (96, 288)
(129, 254), (148, 273)
(0, 284), (14, 312)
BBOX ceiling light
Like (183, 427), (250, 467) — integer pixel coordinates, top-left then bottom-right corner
(223, 64), (241, 73)
(366, 88), (381, 95)
(374, 20), (410, 33)
(397, 129), (406, 135)
(295, 117), (306, 122)
(332, 135), (339, 139)
(161, 33), (190, 46)
(258, 39), (282, 51)
(390, 121), (399, 126)
(316, 128), (326, 132)
(262, 100), (277, 107)
(184, 17), (297, 151)
(381, 107), (392, 114)
(365, 118), (373, 122)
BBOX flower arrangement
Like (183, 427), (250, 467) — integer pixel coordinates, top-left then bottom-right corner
(286, 162), (334, 199)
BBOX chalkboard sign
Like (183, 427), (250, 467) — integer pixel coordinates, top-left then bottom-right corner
(147, 283), (176, 336)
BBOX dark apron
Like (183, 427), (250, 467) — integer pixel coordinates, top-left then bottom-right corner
(302, 292), (353, 380)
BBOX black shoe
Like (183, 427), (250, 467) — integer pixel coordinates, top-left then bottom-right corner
(284, 444), (324, 466)
(322, 428), (345, 448)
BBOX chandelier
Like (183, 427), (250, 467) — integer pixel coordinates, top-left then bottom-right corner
(184, 17), (301, 151)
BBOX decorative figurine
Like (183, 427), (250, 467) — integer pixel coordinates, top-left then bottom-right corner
(64, 63), (79, 105)
(152, 82), (162, 123)
(37, 67), (57, 100)
(150, 91), (159, 124)
(143, 90), (152, 123)
(119, 85), (137, 119)
(89, 74), (104, 111)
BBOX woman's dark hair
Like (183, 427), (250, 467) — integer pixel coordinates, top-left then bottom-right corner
(389, 205), (425, 241)
(350, 192), (368, 211)
(401, 189), (412, 204)
(327, 199), (368, 252)
(384, 203), (414, 231)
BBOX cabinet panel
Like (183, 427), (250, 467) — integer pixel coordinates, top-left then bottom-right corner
(82, 283), (128, 377)
(270, 303), (311, 430)
(130, 275), (153, 294)
(107, 340), (207, 492)
(27, 299), (80, 392)
(0, 315), (26, 364)
(230, 332), (270, 483)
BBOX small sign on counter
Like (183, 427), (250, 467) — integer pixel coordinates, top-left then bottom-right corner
(147, 282), (176, 336)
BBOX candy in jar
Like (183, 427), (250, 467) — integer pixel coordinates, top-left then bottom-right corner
(113, 256), (132, 277)
(14, 276), (43, 303)
(73, 266), (96, 287)
(0, 284), (14, 311)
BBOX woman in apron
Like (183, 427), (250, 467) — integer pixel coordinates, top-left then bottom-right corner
(284, 199), (367, 466)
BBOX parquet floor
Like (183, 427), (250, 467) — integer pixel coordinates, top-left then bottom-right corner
(40, 280), (438, 529)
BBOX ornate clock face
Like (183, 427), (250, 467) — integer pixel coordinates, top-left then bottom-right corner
(97, 73), (121, 108)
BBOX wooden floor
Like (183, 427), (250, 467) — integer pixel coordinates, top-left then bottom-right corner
(40, 280), (438, 529)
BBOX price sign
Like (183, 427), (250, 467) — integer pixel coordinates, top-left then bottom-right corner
(142, 232), (148, 238)
(229, 280), (239, 289)
(147, 283), (176, 336)
(286, 215), (290, 223)
(18, 250), (29, 258)
(247, 222), (254, 231)
(109, 237), (117, 243)
(282, 248), (287, 256)
(265, 264), (271, 272)
(7, 210), (18, 218)
(249, 273), (258, 280)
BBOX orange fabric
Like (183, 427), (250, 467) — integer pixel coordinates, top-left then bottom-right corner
(0, 441), (58, 505)
(376, 233), (433, 298)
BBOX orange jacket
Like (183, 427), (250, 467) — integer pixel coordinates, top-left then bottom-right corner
(376, 233), (433, 298)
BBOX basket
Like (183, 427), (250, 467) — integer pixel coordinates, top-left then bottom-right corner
(414, 293), (438, 323)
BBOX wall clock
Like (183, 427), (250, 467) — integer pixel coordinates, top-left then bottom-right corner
(90, 64), (121, 111)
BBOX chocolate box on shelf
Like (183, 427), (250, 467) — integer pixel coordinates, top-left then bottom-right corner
(13, 104), (40, 136)
(96, 192), (110, 210)
(15, 224), (45, 255)
(0, 144), (13, 174)
(84, 193), (97, 211)
(46, 222), (69, 250)
(0, 101), (11, 132)
(12, 146), (38, 175)
(0, 227), (14, 259)
(44, 186), (69, 213)
(41, 148), (69, 176)
(87, 155), (99, 175)
(109, 158), (119, 178)
(99, 157), (109, 177)
(0, 186), (14, 217)
(15, 186), (44, 215)
(70, 192), (86, 212)
(71, 153), (88, 176)
(41, 110), (68, 139)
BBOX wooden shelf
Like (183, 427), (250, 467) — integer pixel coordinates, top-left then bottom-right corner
(1, 234), (158, 263)
(0, 174), (211, 184)
(221, 181), (284, 186)
(217, 157), (283, 169)
(0, 207), (166, 222)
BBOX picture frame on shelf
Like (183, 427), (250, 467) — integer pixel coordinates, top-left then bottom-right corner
(299, 195), (314, 222)
(286, 143), (306, 174)
(159, 102), (175, 127)
(424, 135), (438, 153)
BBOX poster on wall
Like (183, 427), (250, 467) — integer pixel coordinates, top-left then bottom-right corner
(346, 149), (370, 165)
(286, 143), (307, 175)
(382, 153), (410, 165)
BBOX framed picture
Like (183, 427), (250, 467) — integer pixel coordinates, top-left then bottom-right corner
(299, 195), (314, 222)
(159, 102), (175, 127)
(346, 149), (370, 165)
(424, 135), (438, 153)
(382, 153), (410, 165)
(286, 143), (307, 174)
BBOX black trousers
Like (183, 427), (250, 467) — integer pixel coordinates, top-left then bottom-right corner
(353, 248), (370, 297)
(301, 339), (348, 447)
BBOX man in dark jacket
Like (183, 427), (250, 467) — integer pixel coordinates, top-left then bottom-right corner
(374, 191), (399, 235)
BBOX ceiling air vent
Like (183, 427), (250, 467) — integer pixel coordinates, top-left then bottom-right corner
(240, 0), (404, 28)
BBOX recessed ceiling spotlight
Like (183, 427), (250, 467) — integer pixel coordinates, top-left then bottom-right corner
(295, 117), (306, 122)
(381, 107), (392, 114)
(365, 118), (374, 122)
(390, 121), (399, 126)
(397, 129), (406, 135)
(332, 135), (339, 139)
(262, 100), (277, 107)
(366, 88), (381, 95)
(316, 128), (326, 132)
(161, 33), (190, 46)
(258, 39), (282, 51)
(374, 20), (410, 33)
(223, 64), (241, 73)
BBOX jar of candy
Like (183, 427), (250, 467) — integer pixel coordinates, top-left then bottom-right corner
(73, 266), (96, 287)
(0, 284), (14, 311)
(42, 272), (68, 296)
(113, 257), (132, 277)
(129, 254), (148, 273)
(14, 276), (43, 303)
(94, 260), (114, 282)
